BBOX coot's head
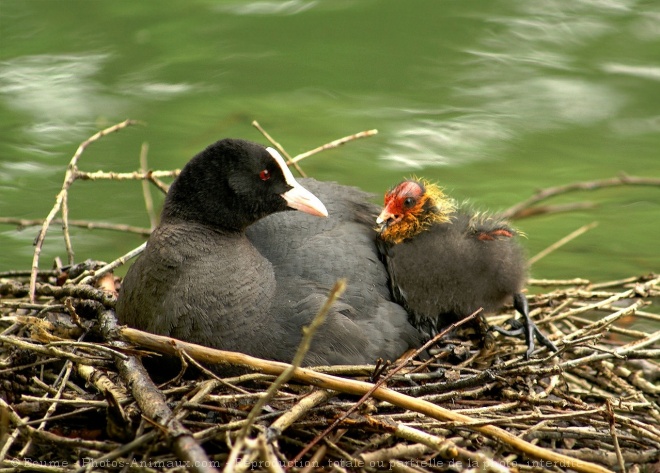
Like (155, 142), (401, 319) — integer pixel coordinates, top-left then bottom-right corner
(376, 179), (456, 244)
(162, 138), (328, 230)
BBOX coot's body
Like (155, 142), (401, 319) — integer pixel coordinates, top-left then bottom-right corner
(247, 179), (421, 364)
(116, 139), (420, 367)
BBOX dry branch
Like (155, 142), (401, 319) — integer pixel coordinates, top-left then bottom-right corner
(29, 119), (139, 302)
(289, 129), (378, 164)
(529, 221), (599, 265)
(118, 326), (613, 473)
(0, 217), (151, 237)
(252, 121), (306, 177)
(291, 310), (482, 465)
(98, 309), (220, 473)
(226, 280), (346, 470)
(502, 173), (660, 220)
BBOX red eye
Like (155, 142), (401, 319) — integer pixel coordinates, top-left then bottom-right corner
(259, 169), (270, 181)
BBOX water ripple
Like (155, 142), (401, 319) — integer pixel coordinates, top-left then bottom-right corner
(383, 115), (512, 169)
(0, 53), (113, 146)
(217, 0), (318, 15)
(602, 63), (660, 81)
(0, 53), (109, 118)
(383, 0), (632, 168)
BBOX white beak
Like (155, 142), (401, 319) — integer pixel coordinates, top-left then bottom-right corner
(267, 147), (328, 217)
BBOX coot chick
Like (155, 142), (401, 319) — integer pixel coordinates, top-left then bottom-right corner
(376, 179), (557, 358)
(116, 139), (419, 367)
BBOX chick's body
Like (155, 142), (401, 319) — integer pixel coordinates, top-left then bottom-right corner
(376, 179), (557, 357)
(382, 210), (526, 332)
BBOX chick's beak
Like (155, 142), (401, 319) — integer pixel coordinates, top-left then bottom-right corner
(376, 206), (401, 230)
(282, 183), (328, 217)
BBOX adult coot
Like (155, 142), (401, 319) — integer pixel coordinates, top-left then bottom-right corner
(116, 139), (420, 366)
(375, 179), (557, 358)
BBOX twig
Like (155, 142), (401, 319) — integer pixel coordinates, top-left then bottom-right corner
(243, 280), (345, 438)
(561, 299), (644, 343)
(18, 360), (73, 457)
(289, 129), (379, 164)
(587, 275), (646, 290)
(75, 169), (179, 181)
(528, 278), (591, 286)
(505, 202), (596, 219)
(251, 121), (306, 177)
(0, 406), (27, 462)
(606, 400), (626, 473)
(139, 142), (158, 230)
(397, 370), (497, 397)
(29, 119), (138, 303)
(76, 363), (130, 406)
(226, 280), (346, 472)
(528, 221), (599, 265)
(560, 328), (660, 370)
(45, 340), (129, 361)
(0, 398), (117, 452)
(0, 280), (117, 307)
(99, 309), (220, 473)
(539, 288), (638, 325)
(0, 217), (151, 236)
(268, 390), (336, 436)
(444, 408), (604, 429)
(119, 326), (613, 473)
(77, 242), (147, 286)
(391, 423), (510, 473)
(73, 430), (159, 473)
(19, 396), (107, 408)
(501, 174), (660, 220)
(289, 310), (482, 467)
(549, 449), (659, 468)
(0, 335), (111, 366)
(0, 356), (61, 376)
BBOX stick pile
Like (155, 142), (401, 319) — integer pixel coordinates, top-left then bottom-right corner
(0, 122), (658, 472)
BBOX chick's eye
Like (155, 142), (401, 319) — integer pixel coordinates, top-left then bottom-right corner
(403, 197), (415, 208)
(259, 169), (270, 181)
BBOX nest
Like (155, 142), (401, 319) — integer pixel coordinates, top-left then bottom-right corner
(0, 122), (659, 473)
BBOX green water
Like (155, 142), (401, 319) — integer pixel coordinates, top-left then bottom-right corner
(1, 0), (659, 287)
